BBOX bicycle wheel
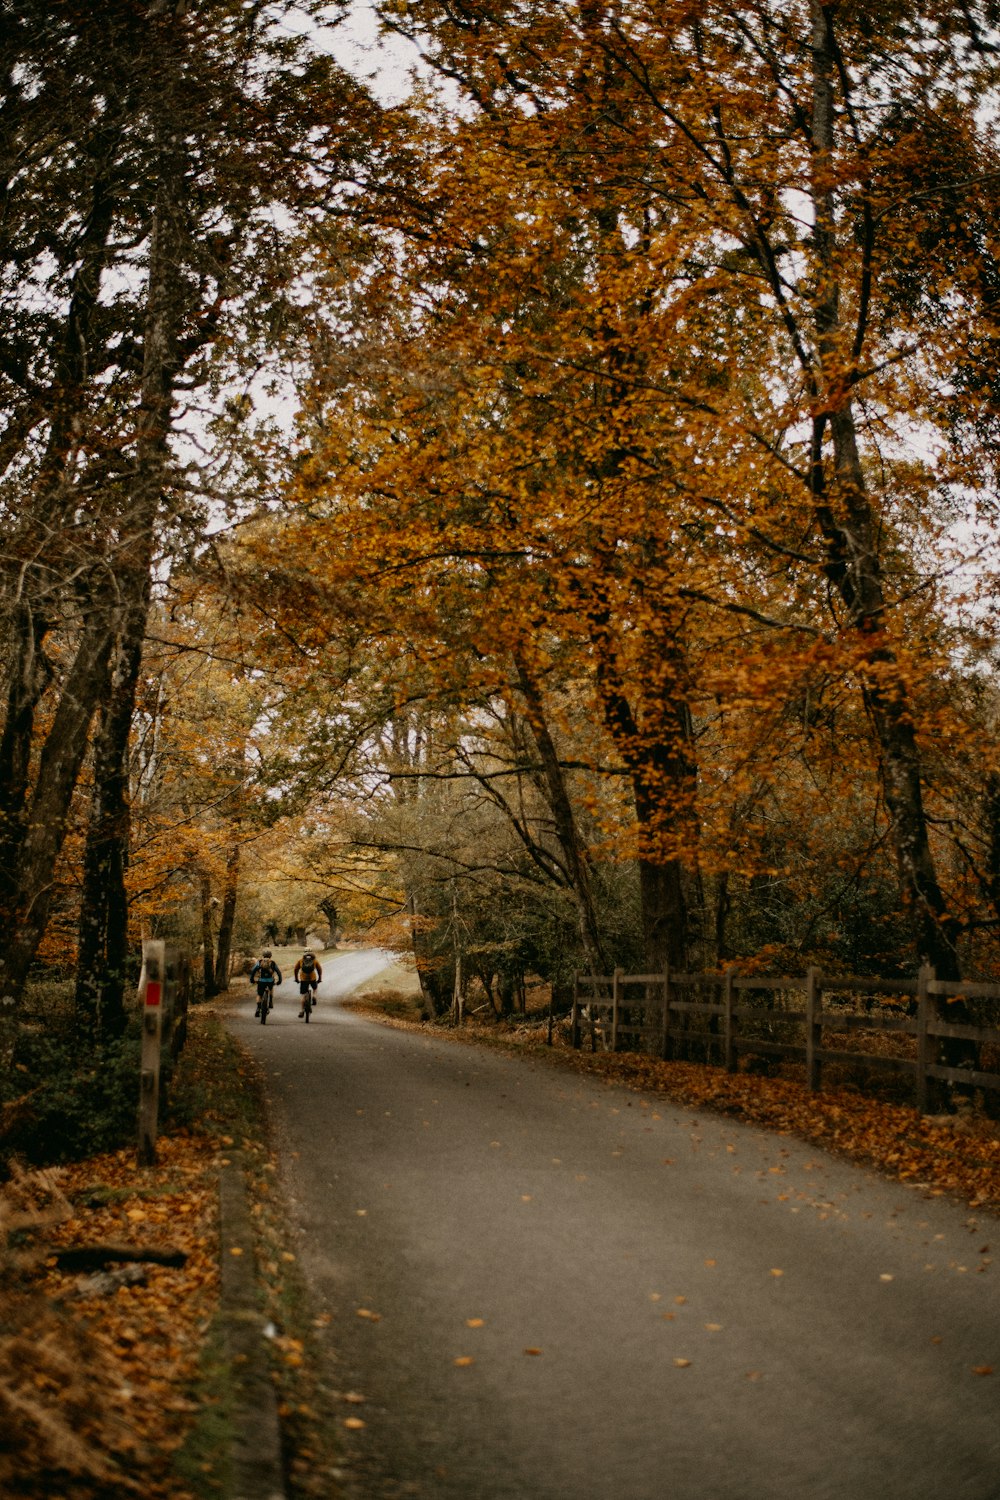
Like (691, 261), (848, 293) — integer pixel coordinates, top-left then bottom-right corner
(260, 989), (270, 1024)
(303, 990), (312, 1022)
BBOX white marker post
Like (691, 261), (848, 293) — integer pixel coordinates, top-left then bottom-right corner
(138, 939), (165, 1166)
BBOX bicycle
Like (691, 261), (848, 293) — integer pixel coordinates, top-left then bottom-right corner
(299, 981), (318, 1022)
(257, 982), (275, 1024)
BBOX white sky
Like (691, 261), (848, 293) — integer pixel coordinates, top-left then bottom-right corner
(269, 1), (419, 103)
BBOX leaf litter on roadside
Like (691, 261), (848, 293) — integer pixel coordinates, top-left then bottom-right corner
(0, 1129), (221, 1500)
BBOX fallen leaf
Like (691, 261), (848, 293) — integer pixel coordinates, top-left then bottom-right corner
(465, 1318), (485, 1328)
(344, 1392), (366, 1404)
(972, 1365), (994, 1376)
(356, 1308), (382, 1321)
(454, 1356), (474, 1367)
(344, 1417), (366, 1430)
(770, 1268), (784, 1278)
(673, 1358), (691, 1368)
(523, 1347), (542, 1356)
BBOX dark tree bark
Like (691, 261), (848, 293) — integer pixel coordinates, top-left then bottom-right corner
(808, 2), (961, 986)
(213, 842), (240, 992)
(512, 646), (609, 973)
(73, 105), (185, 1038)
(591, 608), (696, 973)
(200, 872), (219, 999)
(0, 601), (116, 1040)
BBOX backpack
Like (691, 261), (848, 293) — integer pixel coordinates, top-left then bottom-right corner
(258, 958), (275, 980)
(300, 953), (316, 977)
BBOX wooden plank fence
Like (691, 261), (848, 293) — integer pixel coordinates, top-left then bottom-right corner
(568, 964), (1000, 1114)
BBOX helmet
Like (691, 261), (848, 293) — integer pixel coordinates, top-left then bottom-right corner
(262, 949), (272, 958)
(303, 951), (314, 961)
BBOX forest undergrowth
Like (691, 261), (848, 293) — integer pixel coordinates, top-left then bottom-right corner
(0, 1010), (273, 1499)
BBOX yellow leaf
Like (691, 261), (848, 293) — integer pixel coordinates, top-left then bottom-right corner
(454, 1356), (474, 1367)
(770, 1268), (783, 1277)
(344, 1417), (366, 1430)
(466, 1318), (485, 1328)
(673, 1358), (691, 1368)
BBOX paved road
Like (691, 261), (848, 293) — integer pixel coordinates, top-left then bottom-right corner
(231, 952), (1000, 1500)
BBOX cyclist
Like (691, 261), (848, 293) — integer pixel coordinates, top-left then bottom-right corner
(294, 950), (322, 1018)
(250, 950), (282, 1018)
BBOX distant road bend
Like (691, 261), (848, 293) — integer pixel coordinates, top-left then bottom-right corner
(231, 948), (1000, 1500)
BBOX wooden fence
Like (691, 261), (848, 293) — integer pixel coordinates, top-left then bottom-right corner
(568, 965), (1000, 1114)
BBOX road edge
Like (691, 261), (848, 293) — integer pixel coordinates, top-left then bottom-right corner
(218, 1150), (287, 1500)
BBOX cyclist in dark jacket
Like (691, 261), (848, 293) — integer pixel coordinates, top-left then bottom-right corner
(250, 951), (282, 1017)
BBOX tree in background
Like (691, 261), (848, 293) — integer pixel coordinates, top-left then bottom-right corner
(274, 0), (1000, 983)
(0, 0), (380, 1040)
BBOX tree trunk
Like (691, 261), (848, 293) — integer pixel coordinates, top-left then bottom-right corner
(0, 603), (116, 1045)
(72, 63), (186, 1037)
(512, 647), (609, 972)
(213, 842), (240, 992)
(592, 609), (696, 975)
(808, 2), (961, 985)
(0, 607), (52, 906)
(0, 145), (121, 1042)
(200, 873), (218, 998)
(74, 588), (152, 1038)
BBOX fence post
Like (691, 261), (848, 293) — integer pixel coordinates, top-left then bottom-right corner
(138, 939), (165, 1167)
(611, 967), (622, 1053)
(570, 972), (580, 1049)
(660, 967), (671, 1060)
(805, 967), (822, 1092)
(915, 964), (933, 1114)
(723, 969), (736, 1072)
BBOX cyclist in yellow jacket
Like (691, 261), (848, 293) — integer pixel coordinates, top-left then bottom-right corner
(294, 951), (322, 1018)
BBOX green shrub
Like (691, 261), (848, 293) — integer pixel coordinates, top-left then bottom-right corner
(4, 1023), (144, 1168)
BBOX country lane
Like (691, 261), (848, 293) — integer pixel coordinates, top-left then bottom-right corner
(229, 950), (1000, 1500)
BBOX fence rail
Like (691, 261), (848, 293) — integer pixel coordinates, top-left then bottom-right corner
(568, 965), (1000, 1114)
